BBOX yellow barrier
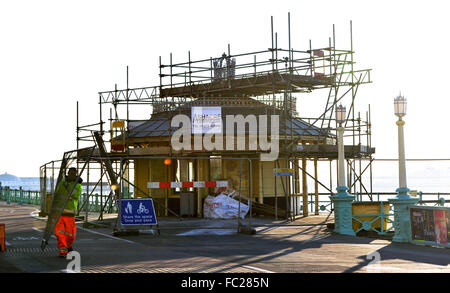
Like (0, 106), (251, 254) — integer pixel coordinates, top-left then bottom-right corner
(352, 202), (390, 232)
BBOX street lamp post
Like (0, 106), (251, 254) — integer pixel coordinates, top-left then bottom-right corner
(388, 93), (418, 243)
(330, 104), (355, 236)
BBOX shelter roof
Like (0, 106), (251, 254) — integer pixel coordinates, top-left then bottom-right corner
(124, 97), (332, 140)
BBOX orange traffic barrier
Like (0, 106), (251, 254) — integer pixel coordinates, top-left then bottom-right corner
(0, 223), (5, 252)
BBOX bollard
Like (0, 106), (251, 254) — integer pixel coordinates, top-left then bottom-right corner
(6, 187), (10, 205)
(0, 223), (5, 252)
(19, 187), (23, 205)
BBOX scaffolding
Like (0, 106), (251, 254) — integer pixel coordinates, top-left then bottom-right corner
(41, 14), (375, 224)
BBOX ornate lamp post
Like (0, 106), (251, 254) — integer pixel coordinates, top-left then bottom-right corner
(388, 93), (418, 242)
(330, 104), (355, 236)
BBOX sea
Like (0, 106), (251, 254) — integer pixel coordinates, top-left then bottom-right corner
(0, 177), (41, 191)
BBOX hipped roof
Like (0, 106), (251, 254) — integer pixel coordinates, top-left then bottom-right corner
(122, 97), (332, 140)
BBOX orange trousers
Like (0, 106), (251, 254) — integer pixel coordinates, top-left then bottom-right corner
(54, 216), (76, 253)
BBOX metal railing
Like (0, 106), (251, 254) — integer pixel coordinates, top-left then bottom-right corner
(297, 191), (449, 215)
(78, 193), (118, 214)
(351, 201), (395, 235)
(301, 191), (449, 236)
(0, 187), (41, 205)
(2, 183), (448, 237)
(0, 186), (129, 214)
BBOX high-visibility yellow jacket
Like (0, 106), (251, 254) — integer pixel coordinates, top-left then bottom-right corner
(53, 179), (82, 216)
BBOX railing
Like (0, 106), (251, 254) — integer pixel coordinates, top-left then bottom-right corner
(295, 192), (449, 236)
(2, 185), (448, 227)
(290, 192), (449, 218)
(0, 186), (126, 214)
(303, 192), (449, 212)
(351, 201), (395, 235)
(78, 193), (118, 214)
(352, 191), (449, 206)
(303, 191), (449, 236)
(0, 187), (41, 205)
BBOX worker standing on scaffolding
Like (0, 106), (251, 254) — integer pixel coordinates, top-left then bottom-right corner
(53, 167), (82, 257)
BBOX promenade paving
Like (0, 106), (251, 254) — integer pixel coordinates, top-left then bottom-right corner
(0, 201), (449, 273)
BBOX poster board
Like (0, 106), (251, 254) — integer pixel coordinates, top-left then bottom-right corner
(410, 206), (450, 247)
(191, 107), (222, 134)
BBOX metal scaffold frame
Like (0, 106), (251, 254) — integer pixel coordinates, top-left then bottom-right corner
(40, 14), (377, 226)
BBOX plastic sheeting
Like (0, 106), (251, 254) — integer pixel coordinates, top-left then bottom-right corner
(203, 191), (249, 219)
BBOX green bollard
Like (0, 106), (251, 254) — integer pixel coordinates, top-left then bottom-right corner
(7, 187), (10, 205)
(19, 187), (23, 205)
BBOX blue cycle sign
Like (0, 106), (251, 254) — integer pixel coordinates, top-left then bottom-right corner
(120, 199), (157, 226)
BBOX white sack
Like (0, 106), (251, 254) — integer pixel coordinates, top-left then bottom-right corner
(203, 192), (249, 219)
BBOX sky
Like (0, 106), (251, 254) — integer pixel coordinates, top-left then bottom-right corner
(1, 0), (450, 188)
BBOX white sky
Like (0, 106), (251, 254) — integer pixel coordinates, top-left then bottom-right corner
(1, 0), (450, 177)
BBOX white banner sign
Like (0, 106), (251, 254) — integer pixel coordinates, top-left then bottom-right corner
(191, 107), (222, 134)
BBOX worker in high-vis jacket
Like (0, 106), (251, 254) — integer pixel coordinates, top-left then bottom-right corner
(53, 167), (82, 257)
